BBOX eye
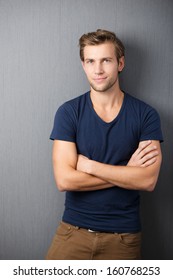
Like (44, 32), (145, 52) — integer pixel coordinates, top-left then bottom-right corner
(103, 58), (111, 63)
(86, 59), (94, 64)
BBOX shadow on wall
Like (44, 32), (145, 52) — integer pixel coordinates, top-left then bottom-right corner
(119, 40), (145, 98)
(140, 115), (173, 260)
(119, 41), (173, 259)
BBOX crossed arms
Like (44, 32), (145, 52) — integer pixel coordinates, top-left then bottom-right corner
(52, 139), (162, 192)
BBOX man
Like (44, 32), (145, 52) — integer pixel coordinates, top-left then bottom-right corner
(46, 29), (163, 260)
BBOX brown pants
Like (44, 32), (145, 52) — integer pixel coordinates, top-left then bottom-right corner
(46, 222), (141, 260)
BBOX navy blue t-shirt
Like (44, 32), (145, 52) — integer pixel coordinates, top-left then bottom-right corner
(50, 91), (163, 232)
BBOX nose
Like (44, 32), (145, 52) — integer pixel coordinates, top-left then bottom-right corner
(94, 62), (103, 75)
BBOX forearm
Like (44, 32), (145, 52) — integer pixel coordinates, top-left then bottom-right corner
(86, 160), (160, 191)
(54, 165), (113, 192)
(77, 141), (162, 192)
(52, 140), (113, 192)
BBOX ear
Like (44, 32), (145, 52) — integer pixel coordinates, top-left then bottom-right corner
(118, 56), (125, 72)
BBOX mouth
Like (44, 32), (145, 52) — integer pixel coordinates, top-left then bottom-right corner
(93, 77), (107, 82)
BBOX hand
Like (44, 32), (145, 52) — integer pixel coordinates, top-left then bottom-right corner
(76, 154), (92, 174)
(127, 140), (159, 167)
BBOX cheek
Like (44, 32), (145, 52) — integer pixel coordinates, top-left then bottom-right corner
(83, 64), (91, 73)
(109, 67), (119, 76)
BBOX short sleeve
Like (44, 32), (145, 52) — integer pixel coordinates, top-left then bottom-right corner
(50, 103), (77, 142)
(140, 106), (164, 142)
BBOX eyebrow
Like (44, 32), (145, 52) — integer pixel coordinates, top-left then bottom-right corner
(84, 57), (113, 61)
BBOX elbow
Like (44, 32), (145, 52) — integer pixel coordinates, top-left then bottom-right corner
(53, 168), (73, 192)
(55, 177), (69, 192)
(56, 176), (77, 192)
(57, 184), (66, 192)
(142, 177), (157, 192)
(145, 182), (156, 192)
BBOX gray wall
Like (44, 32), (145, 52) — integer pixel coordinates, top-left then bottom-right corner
(0, 0), (172, 260)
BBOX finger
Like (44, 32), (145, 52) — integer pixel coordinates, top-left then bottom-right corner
(139, 146), (158, 159)
(138, 140), (152, 151)
(134, 141), (151, 157)
(141, 157), (157, 167)
(137, 150), (158, 166)
(140, 150), (158, 163)
(144, 145), (157, 153)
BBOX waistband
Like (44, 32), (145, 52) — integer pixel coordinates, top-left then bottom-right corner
(61, 221), (132, 234)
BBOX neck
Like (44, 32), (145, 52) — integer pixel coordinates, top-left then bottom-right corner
(90, 84), (124, 110)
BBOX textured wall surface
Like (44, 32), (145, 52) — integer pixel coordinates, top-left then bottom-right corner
(0, 0), (172, 259)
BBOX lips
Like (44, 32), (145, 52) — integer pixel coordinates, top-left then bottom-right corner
(93, 77), (107, 82)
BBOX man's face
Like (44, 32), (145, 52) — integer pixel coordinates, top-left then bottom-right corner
(82, 42), (124, 93)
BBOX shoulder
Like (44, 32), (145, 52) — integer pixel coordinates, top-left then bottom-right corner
(50, 92), (89, 141)
(125, 92), (160, 118)
(60, 92), (88, 112)
(125, 92), (152, 109)
(125, 93), (163, 142)
(55, 91), (89, 121)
